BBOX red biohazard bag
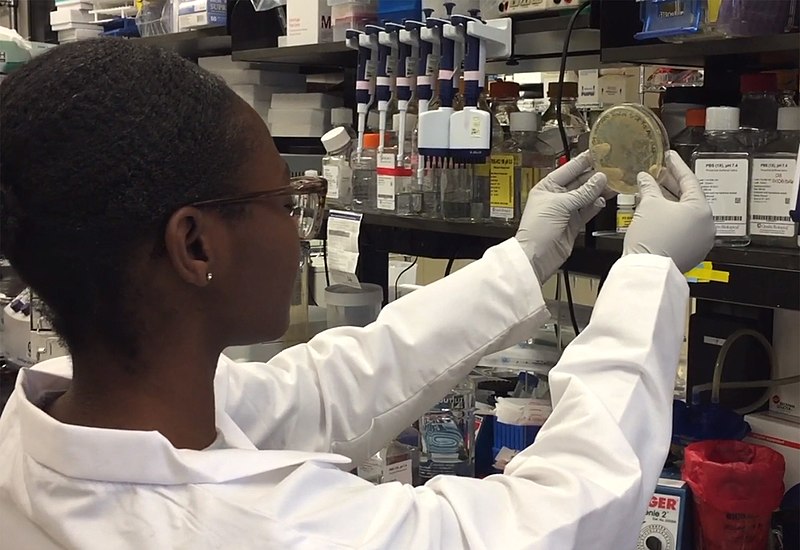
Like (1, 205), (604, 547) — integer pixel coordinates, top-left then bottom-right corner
(682, 440), (785, 550)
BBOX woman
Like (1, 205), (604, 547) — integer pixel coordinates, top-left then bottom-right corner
(0, 39), (714, 548)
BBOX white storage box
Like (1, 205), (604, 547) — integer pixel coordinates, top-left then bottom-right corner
(229, 84), (285, 105)
(50, 21), (101, 32)
(270, 93), (343, 110)
(250, 100), (270, 117)
(58, 27), (103, 42)
(744, 412), (800, 497)
(268, 108), (330, 137)
(286, 0), (332, 46)
(50, 8), (94, 26)
(215, 69), (307, 88)
(178, 0), (226, 31)
(198, 55), (254, 72)
(54, 0), (94, 9)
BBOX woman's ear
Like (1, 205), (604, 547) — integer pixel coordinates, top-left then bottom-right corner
(164, 207), (214, 287)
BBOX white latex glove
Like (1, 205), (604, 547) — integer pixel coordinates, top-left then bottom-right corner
(516, 151), (608, 284)
(623, 151), (715, 273)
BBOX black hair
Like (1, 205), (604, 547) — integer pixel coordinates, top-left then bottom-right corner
(0, 39), (252, 356)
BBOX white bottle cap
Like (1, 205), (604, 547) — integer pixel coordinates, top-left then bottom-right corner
(510, 111), (539, 132)
(617, 194), (636, 207)
(304, 169), (319, 177)
(777, 106), (800, 131)
(331, 107), (353, 127)
(705, 107), (740, 131)
(321, 126), (352, 153)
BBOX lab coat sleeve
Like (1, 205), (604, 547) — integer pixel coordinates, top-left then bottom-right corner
(266, 253), (688, 549)
(216, 238), (551, 464)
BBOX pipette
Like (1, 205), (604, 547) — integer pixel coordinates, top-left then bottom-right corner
(346, 29), (378, 155)
(417, 11), (462, 166)
(365, 24), (398, 154)
(389, 21), (419, 166)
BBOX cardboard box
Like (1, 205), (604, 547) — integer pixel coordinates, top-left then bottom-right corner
(577, 69), (600, 108)
(639, 478), (692, 550)
(744, 411), (800, 496)
(286, 0), (332, 47)
(178, 0), (226, 31)
(770, 309), (800, 419)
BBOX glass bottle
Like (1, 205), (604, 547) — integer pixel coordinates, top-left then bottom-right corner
(692, 107), (751, 248)
(542, 81), (589, 157)
(321, 127), (354, 210)
(488, 80), (520, 140)
(749, 106), (800, 248)
(440, 162), (472, 220)
(376, 141), (399, 214)
(739, 73), (780, 150)
(351, 133), (380, 213)
(394, 115), (421, 216)
(470, 91), (494, 221)
(672, 108), (707, 166)
(513, 111), (557, 211)
(419, 376), (476, 482)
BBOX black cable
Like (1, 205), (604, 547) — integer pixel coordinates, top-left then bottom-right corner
(444, 257), (456, 277)
(556, 1), (592, 162)
(394, 257), (418, 301)
(322, 238), (331, 288)
(563, 270), (581, 336)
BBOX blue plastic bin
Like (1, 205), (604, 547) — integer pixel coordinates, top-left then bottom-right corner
(378, 0), (421, 23)
(635, 0), (704, 41)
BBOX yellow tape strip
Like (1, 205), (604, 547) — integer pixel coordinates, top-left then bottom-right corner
(684, 262), (730, 284)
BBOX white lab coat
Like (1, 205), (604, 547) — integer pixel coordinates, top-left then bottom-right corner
(0, 239), (688, 549)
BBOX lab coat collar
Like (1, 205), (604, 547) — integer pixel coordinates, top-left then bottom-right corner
(15, 363), (351, 485)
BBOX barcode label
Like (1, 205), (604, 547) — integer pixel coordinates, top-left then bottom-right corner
(713, 216), (743, 222)
(752, 215), (792, 222)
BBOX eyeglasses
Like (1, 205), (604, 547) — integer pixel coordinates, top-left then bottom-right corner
(189, 175), (327, 240)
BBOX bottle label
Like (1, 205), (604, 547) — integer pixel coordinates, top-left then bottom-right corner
(694, 158), (749, 237)
(383, 458), (412, 485)
(474, 161), (491, 178)
(616, 211), (634, 233)
(750, 157), (797, 238)
(322, 164), (339, 200)
(377, 173), (396, 211)
(490, 154), (515, 219)
(377, 153), (396, 169)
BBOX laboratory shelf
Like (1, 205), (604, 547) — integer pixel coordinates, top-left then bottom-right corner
(594, 235), (800, 310)
(134, 27), (232, 59)
(232, 42), (357, 68)
(601, 33), (800, 69)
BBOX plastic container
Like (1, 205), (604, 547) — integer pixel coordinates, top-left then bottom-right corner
(672, 107), (707, 165)
(749, 106), (800, 248)
(739, 73), (780, 137)
(329, 0), (376, 41)
(351, 133), (380, 212)
(267, 109), (330, 137)
(321, 126), (354, 210)
(682, 440), (785, 550)
(135, 0), (173, 37)
(324, 283), (383, 328)
(616, 194), (636, 234)
(377, 0), (420, 23)
(636, 0), (704, 42)
(692, 107), (751, 247)
(716, 0), (794, 37)
(589, 103), (669, 195)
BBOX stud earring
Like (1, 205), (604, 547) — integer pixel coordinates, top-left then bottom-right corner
(206, 272), (213, 282)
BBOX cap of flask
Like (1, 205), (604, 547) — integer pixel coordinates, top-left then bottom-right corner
(330, 107), (353, 127)
(321, 126), (352, 153)
(548, 82), (579, 99)
(362, 133), (382, 149)
(685, 108), (707, 128)
(705, 107), (740, 131)
(510, 111), (539, 132)
(777, 106), (800, 131)
(617, 194), (636, 207)
(740, 73), (778, 94)
(489, 80), (520, 99)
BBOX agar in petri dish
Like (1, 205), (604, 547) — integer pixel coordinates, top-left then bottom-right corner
(589, 103), (669, 195)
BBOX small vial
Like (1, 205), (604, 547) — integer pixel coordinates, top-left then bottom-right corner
(616, 194), (636, 234)
(692, 107), (751, 248)
(321, 127), (354, 210)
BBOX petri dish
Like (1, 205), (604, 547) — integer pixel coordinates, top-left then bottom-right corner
(589, 103), (669, 194)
